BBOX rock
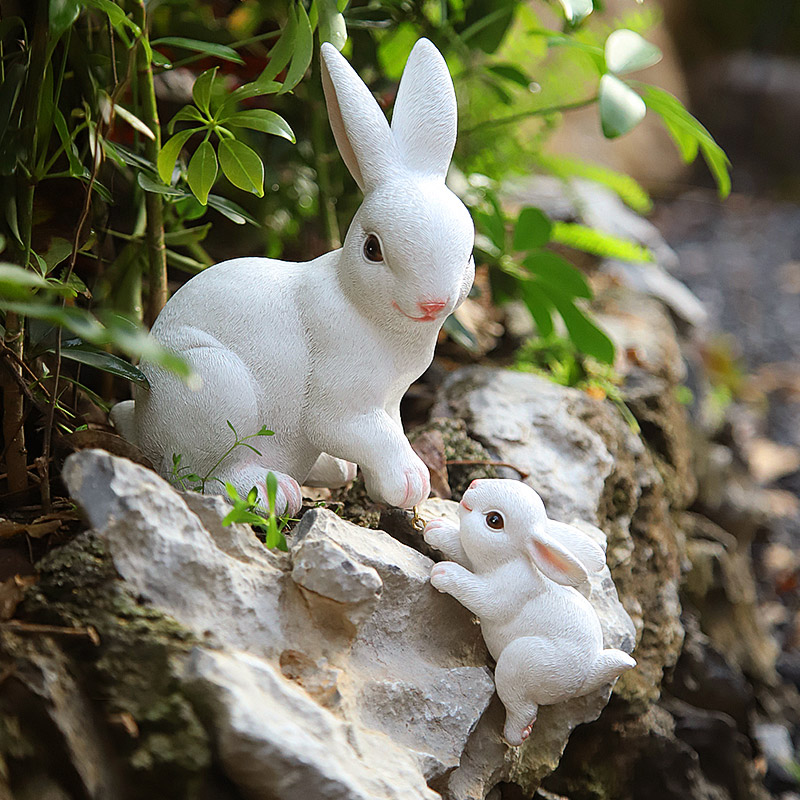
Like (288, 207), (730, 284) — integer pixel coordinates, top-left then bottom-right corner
(61, 449), (497, 796)
(291, 533), (382, 627)
(187, 648), (439, 800)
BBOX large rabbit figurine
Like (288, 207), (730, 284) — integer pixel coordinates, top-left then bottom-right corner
(110, 39), (475, 514)
(423, 479), (635, 746)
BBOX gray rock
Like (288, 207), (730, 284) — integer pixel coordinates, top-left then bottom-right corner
(187, 647), (438, 800)
(63, 450), (496, 797)
(432, 367), (627, 524)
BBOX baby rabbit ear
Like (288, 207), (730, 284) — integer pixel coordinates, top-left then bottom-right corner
(526, 529), (590, 587)
(391, 38), (457, 180)
(320, 43), (398, 192)
(546, 520), (606, 575)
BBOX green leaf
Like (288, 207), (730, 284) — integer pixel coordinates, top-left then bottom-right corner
(158, 129), (197, 184)
(225, 110), (295, 142)
(49, 1), (79, 42)
(550, 221), (653, 262)
(83, 0), (139, 36)
(164, 224), (211, 246)
(259, 6), (297, 83)
(557, 0), (592, 25)
(605, 30), (662, 75)
(60, 342), (150, 386)
(266, 471), (278, 511)
(474, 210), (505, 253)
(442, 314), (479, 352)
(151, 37), (245, 65)
(280, 3), (313, 94)
(168, 105), (207, 134)
(192, 68), (218, 117)
(206, 195), (260, 226)
(487, 64), (530, 88)
(598, 74), (645, 139)
(187, 141), (218, 204)
(540, 286), (615, 364)
(216, 80), (282, 121)
(523, 252), (592, 299)
(640, 84), (731, 198)
(318, 0), (347, 51)
(535, 154), (652, 215)
(218, 140), (264, 197)
(256, 426), (275, 436)
(513, 208), (552, 251)
(0, 263), (50, 300)
(53, 108), (83, 177)
(138, 172), (191, 198)
(519, 282), (554, 337)
(114, 103), (155, 140)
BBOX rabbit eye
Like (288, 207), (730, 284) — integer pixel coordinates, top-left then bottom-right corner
(364, 234), (383, 262)
(485, 511), (504, 530)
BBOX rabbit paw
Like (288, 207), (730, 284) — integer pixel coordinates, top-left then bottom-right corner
(255, 473), (303, 517)
(366, 460), (430, 508)
(423, 518), (457, 549)
(430, 561), (460, 593)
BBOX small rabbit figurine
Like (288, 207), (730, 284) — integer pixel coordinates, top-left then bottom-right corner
(423, 479), (635, 746)
(110, 39), (475, 514)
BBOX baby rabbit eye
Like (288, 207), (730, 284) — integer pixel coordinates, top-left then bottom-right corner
(363, 234), (383, 262)
(485, 511), (504, 530)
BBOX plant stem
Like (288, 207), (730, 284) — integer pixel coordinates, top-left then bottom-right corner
(461, 94), (599, 135)
(2, 0), (49, 494)
(134, 0), (168, 326)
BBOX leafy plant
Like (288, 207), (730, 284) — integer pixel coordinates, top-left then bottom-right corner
(514, 335), (639, 431)
(222, 473), (291, 551)
(170, 421), (274, 493)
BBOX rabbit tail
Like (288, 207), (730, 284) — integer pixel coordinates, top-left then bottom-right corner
(580, 648), (636, 695)
(109, 400), (137, 444)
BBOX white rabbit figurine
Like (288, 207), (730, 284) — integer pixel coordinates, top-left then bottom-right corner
(110, 39), (475, 514)
(423, 479), (635, 746)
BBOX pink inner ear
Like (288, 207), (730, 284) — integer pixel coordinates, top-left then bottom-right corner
(533, 541), (571, 576)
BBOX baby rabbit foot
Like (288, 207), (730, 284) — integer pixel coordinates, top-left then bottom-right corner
(503, 708), (538, 747)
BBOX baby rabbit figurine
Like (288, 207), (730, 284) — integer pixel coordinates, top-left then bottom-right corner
(423, 479), (635, 746)
(110, 39), (475, 514)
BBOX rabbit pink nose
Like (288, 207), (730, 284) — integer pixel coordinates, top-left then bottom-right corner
(418, 300), (447, 316)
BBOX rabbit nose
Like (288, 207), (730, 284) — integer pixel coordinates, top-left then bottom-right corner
(418, 300), (448, 316)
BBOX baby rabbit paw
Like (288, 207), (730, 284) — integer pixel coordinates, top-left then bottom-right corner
(423, 518), (457, 549)
(430, 561), (461, 593)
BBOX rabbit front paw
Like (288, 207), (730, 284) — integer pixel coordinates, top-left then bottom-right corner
(365, 460), (430, 509)
(423, 518), (458, 549)
(254, 473), (303, 517)
(430, 561), (461, 593)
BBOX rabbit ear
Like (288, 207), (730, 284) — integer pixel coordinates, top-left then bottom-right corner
(321, 43), (398, 192)
(526, 529), (590, 587)
(546, 520), (606, 575)
(391, 38), (457, 180)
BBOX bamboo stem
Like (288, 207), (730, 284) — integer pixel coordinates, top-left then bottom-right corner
(134, 0), (168, 326)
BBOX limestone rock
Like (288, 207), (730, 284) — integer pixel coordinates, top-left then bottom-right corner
(187, 647), (438, 800)
(62, 449), (496, 798)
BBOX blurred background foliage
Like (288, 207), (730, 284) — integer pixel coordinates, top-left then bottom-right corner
(0, 0), (728, 504)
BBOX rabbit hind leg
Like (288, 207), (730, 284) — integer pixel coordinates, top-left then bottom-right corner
(494, 638), (548, 746)
(303, 453), (357, 488)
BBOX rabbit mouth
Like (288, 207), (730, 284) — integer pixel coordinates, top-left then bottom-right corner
(392, 301), (442, 322)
